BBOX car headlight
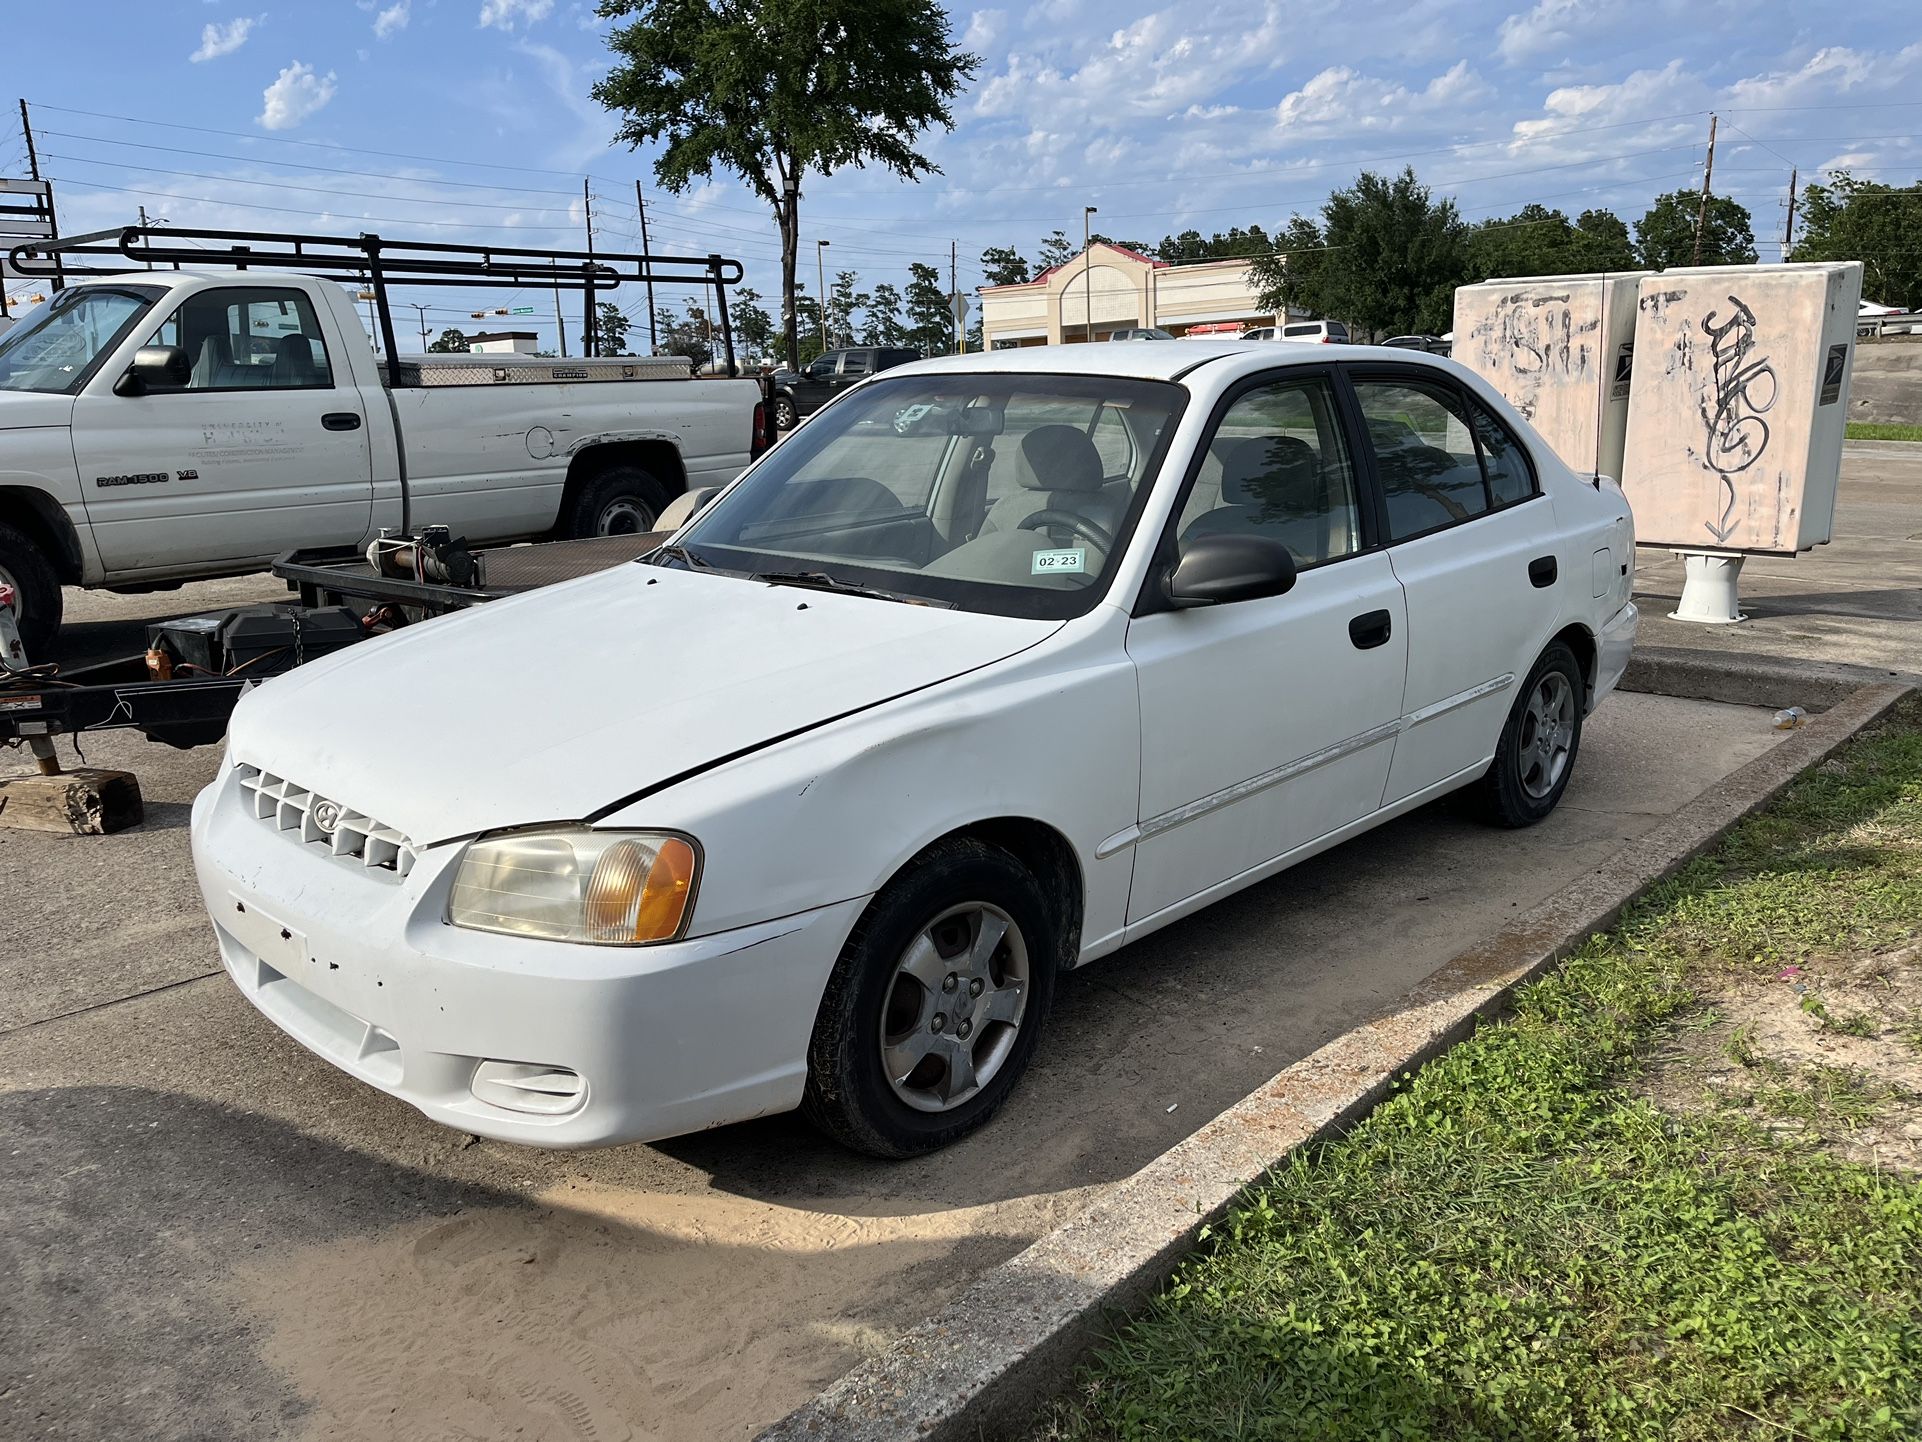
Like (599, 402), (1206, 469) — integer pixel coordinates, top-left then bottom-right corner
(448, 828), (699, 945)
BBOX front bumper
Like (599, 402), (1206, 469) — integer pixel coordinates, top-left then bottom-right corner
(1592, 599), (1638, 711)
(190, 763), (865, 1148)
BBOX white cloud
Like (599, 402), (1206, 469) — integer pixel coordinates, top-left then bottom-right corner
(373, 1), (410, 39)
(962, 8), (1005, 51)
(190, 16), (255, 63)
(1494, 0), (1585, 66)
(479, 0), (554, 29)
(257, 61), (338, 131)
(1274, 61), (1493, 136)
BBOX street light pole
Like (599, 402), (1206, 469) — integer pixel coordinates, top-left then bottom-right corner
(816, 240), (831, 351)
(406, 302), (430, 353)
(1083, 205), (1098, 344)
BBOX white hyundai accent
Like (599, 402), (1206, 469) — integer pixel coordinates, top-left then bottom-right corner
(191, 342), (1637, 1157)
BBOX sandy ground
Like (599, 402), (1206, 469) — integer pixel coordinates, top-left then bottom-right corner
(0, 540), (1824, 1440)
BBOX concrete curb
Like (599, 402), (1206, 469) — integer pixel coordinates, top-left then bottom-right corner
(759, 680), (1914, 1442)
(1622, 644), (1913, 714)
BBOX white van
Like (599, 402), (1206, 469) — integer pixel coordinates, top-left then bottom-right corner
(1244, 320), (1351, 344)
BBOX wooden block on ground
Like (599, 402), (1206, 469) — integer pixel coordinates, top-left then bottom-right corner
(0, 768), (146, 834)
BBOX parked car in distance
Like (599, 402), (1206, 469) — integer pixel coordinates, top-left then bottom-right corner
(1275, 320), (1351, 344)
(772, 346), (921, 428)
(193, 340), (1637, 1159)
(1108, 327), (1175, 341)
(1385, 334), (1452, 355)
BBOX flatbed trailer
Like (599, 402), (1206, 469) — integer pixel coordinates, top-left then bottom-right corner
(0, 531), (666, 752)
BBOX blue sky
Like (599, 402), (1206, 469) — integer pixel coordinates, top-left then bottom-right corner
(9, 0), (1921, 350)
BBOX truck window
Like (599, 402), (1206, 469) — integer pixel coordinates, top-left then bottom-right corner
(0, 286), (160, 395)
(142, 287), (335, 391)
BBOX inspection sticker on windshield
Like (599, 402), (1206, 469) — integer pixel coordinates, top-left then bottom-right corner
(1031, 547), (1087, 575)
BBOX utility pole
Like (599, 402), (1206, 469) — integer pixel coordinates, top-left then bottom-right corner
(635, 179), (658, 353)
(1782, 166), (1799, 257)
(553, 279), (568, 358)
(19, 99), (39, 180)
(581, 178), (598, 357)
(1691, 113), (1718, 267)
(950, 239), (959, 355)
(407, 302), (430, 352)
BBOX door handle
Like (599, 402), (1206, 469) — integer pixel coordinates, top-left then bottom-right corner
(321, 412), (362, 432)
(1528, 555), (1558, 588)
(1348, 609), (1392, 650)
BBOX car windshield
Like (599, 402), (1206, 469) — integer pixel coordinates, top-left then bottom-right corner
(667, 372), (1186, 618)
(0, 285), (161, 394)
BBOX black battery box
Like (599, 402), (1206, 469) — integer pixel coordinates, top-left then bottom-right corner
(148, 605), (364, 678)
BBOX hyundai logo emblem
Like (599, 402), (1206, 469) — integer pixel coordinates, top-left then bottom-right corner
(311, 800), (342, 835)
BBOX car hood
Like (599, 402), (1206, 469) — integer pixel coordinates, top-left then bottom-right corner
(0, 390), (77, 430)
(226, 562), (1058, 846)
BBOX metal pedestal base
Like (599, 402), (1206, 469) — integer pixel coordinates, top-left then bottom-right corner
(1669, 551), (1747, 625)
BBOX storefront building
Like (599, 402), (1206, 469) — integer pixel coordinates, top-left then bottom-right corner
(979, 242), (1283, 348)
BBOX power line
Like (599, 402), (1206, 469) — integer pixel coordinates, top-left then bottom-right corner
(44, 153), (579, 214)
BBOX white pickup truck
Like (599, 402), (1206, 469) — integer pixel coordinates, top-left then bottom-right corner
(0, 263), (766, 649)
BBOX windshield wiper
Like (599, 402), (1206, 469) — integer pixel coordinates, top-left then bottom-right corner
(648, 542), (712, 570)
(751, 569), (949, 607)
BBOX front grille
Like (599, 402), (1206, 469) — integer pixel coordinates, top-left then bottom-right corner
(236, 765), (419, 880)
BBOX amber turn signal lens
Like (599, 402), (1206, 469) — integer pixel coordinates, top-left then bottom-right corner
(584, 836), (697, 943)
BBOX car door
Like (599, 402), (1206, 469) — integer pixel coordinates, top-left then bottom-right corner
(70, 284), (373, 574)
(1344, 365), (1561, 805)
(1124, 370), (1409, 927)
(793, 352), (840, 414)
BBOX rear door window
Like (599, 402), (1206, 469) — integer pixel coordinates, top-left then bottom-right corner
(1350, 373), (1539, 540)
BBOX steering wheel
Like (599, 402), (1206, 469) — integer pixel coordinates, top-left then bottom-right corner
(1018, 508), (1115, 553)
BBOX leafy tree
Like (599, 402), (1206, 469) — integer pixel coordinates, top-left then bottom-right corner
(1155, 225), (1272, 262)
(732, 286), (776, 361)
(1466, 204), (1637, 280)
(1791, 172), (1922, 310)
(1036, 229), (1075, 271)
(594, 301), (632, 355)
(1249, 168), (1466, 337)
(1089, 233), (1155, 255)
(862, 281), (905, 345)
(427, 327), (469, 353)
(653, 303), (711, 369)
(904, 260), (950, 353)
(980, 245), (1030, 286)
(1634, 187), (1758, 270)
(828, 269), (868, 347)
(595, 0), (976, 371)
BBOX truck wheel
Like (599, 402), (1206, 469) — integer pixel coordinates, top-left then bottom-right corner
(802, 837), (1058, 1158)
(0, 521), (62, 658)
(772, 394), (798, 431)
(564, 465), (672, 538)
(1475, 641), (1584, 828)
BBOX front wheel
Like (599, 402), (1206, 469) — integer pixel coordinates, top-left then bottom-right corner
(1476, 640), (1584, 828)
(0, 520), (62, 658)
(562, 464), (672, 539)
(802, 838), (1058, 1158)
(772, 394), (798, 431)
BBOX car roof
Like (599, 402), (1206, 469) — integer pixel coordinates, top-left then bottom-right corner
(889, 340), (1440, 386)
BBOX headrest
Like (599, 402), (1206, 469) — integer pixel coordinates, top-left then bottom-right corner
(272, 335), (317, 383)
(1219, 435), (1317, 507)
(1014, 424), (1104, 492)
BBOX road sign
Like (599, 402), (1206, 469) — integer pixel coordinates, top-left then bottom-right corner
(510, 306), (537, 315)
(949, 291), (968, 322)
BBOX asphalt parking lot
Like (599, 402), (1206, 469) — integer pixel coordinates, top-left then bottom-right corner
(2, 572), (1792, 1440)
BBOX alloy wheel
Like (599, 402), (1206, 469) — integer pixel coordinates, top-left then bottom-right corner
(1517, 670), (1575, 800)
(878, 902), (1030, 1113)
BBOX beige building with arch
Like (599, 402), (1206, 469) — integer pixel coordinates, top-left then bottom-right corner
(979, 241), (1284, 348)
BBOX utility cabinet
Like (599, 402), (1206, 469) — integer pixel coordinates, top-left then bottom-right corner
(1451, 272), (1646, 481)
(1620, 262), (1863, 554)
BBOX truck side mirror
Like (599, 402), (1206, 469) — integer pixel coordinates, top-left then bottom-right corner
(113, 344), (192, 397)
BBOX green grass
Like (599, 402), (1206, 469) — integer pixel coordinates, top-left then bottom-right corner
(1043, 712), (1922, 1442)
(1848, 422), (1922, 443)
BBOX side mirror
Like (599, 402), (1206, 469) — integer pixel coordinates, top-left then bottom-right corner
(1164, 533), (1298, 608)
(654, 486), (720, 533)
(112, 344), (191, 397)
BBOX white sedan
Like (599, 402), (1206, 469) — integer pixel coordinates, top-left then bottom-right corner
(191, 342), (1637, 1157)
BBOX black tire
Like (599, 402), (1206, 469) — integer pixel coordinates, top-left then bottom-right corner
(772, 393), (798, 431)
(802, 837), (1060, 1158)
(562, 464), (673, 539)
(1476, 640), (1585, 828)
(0, 520), (62, 658)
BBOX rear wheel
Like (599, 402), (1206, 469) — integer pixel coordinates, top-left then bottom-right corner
(772, 394), (798, 431)
(802, 838), (1058, 1158)
(0, 521), (61, 658)
(1476, 641), (1584, 828)
(563, 464), (672, 539)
